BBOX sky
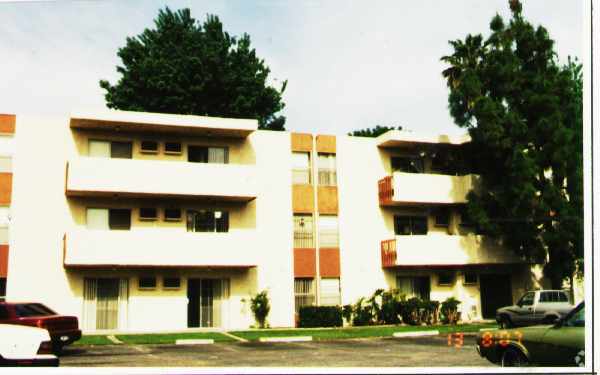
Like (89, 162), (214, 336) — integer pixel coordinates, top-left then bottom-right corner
(0, 0), (584, 136)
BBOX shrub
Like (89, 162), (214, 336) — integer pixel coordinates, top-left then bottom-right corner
(250, 290), (270, 328)
(400, 297), (423, 325)
(298, 306), (343, 328)
(420, 300), (440, 325)
(379, 289), (402, 325)
(342, 304), (353, 325)
(352, 297), (374, 326)
(440, 297), (461, 324)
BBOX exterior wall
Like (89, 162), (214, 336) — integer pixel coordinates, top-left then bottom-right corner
(7, 115), (294, 330)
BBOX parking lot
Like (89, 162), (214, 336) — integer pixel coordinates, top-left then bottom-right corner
(60, 335), (493, 367)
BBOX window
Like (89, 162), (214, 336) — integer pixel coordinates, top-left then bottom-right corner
(564, 305), (584, 327)
(292, 152), (311, 184)
(163, 277), (181, 289)
(164, 208), (182, 221)
(139, 207), (158, 221)
(540, 291), (569, 303)
(394, 216), (428, 235)
(391, 156), (424, 173)
(294, 278), (315, 314)
(188, 146), (229, 164)
(294, 214), (314, 248)
(434, 207), (450, 227)
(437, 272), (455, 286)
(138, 277), (156, 289)
(0, 278), (5, 302)
(320, 278), (341, 306)
(187, 210), (229, 232)
(0, 156), (12, 173)
(86, 208), (109, 230)
(318, 153), (337, 186)
(318, 215), (339, 247)
(89, 140), (132, 159)
(164, 142), (182, 154)
(0, 207), (9, 245)
(517, 292), (535, 306)
(464, 272), (478, 285)
(14, 304), (55, 317)
(110, 141), (133, 159)
(396, 276), (430, 300)
(109, 209), (131, 230)
(140, 140), (158, 154)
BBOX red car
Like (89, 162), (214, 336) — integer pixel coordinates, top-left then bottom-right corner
(0, 302), (81, 353)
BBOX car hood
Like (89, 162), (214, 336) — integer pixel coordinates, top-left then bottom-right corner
(478, 324), (553, 343)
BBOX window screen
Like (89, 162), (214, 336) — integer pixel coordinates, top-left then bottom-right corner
(86, 208), (109, 230)
(294, 214), (314, 248)
(164, 142), (182, 154)
(394, 216), (428, 235)
(294, 278), (315, 314)
(434, 208), (450, 227)
(110, 141), (133, 159)
(318, 153), (337, 186)
(138, 277), (156, 289)
(109, 209), (131, 230)
(318, 215), (339, 247)
(163, 277), (181, 289)
(437, 272), (455, 286)
(187, 210), (229, 232)
(164, 208), (182, 221)
(140, 141), (158, 153)
(292, 152), (311, 184)
(88, 140), (110, 157)
(396, 276), (430, 300)
(139, 207), (157, 220)
(320, 278), (341, 306)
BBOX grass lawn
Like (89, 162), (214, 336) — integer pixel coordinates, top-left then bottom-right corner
(73, 335), (115, 346)
(230, 322), (498, 341)
(116, 332), (234, 345)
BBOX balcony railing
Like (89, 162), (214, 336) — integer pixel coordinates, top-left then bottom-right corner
(63, 230), (257, 269)
(377, 172), (478, 205)
(66, 157), (257, 201)
(379, 235), (526, 268)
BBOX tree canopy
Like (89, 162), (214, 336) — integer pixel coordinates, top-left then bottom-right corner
(99, 7), (287, 130)
(441, 0), (583, 288)
(349, 125), (403, 137)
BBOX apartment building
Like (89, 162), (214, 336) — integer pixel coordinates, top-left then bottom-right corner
(0, 114), (15, 301)
(5, 109), (546, 332)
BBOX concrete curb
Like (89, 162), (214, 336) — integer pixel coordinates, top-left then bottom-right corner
(258, 336), (312, 343)
(175, 339), (214, 345)
(392, 330), (439, 338)
(106, 335), (123, 344)
(479, 327), (498, 331)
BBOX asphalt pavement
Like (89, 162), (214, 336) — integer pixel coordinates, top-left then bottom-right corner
(59, 335), (494, 368)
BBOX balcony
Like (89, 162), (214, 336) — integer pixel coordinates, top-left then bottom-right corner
(63, 230), (257, 269)
(70, 109), (257, 138)
(66, 157), (257, 202)
(380, 235), (525, 268)
(378, 172), (478, 205)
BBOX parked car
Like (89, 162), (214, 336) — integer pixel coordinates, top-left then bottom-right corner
(477, 302), (585, 367)
(0, 302), (81, 353)
(496, 290), (573, 328)
(0, 324), (59, 366)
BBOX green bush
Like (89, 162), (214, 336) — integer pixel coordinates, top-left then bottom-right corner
(420, 300), (440, 325)
(440, 297), (461, 324)
(298, 306), (343, 328)
(352, 297), (374, 326)
(379, 289), (402, 324)
(342, 304), (353, 325)
(400, 297), (423, 325)
(250, 290), (270, 328)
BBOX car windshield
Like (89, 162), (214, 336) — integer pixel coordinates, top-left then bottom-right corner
(518, 292), (535, 306)
(14, 303), (56, 317)
(564, 305), (584, 327)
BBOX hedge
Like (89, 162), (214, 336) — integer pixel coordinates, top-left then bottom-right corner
(298, 306), (343, 328)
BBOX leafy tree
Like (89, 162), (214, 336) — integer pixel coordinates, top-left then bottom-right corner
(441, 0), (583, 288)
(349, 125), (403, 137)
(99, 7), (287, 130)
